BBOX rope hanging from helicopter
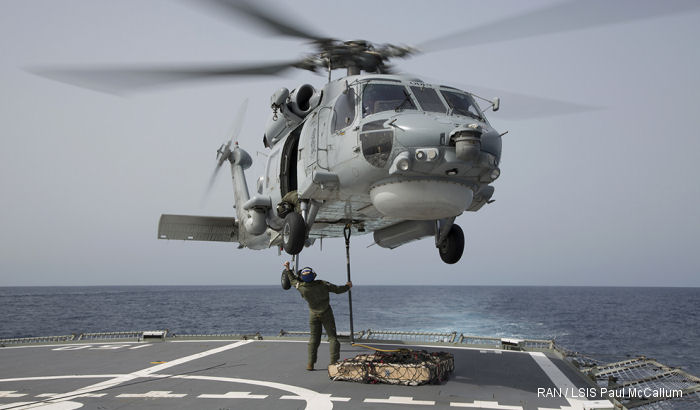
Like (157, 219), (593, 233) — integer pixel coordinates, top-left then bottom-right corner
(336, 225), (456, 385)
(341, 224), (397, 352)
(344, 224), (355, 344)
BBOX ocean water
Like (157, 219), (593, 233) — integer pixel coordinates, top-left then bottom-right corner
(1, 286), (698, 376)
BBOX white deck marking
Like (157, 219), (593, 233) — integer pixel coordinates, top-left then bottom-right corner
(173, 375), (334, 410)
(530, 352), (577, 390)
(116, 391), (186, 398)
(530, 352), (615, 410)
(36, 394), (105, 398)
(479, 350), (502, 354)
(0, 403), (34, 409)
(364, 396), (435, 405)
(89, 345), (131, 350)
(0, 391), (27, 397)
(530, 351), (581, 410)
(450, 400), (523, 409)
(0, 372), (335, 410)
(169, 340), (257, 343)
(537, 400), (614, 410)
(51, 346), (91, 351)
(199, 391), (267, 399)
(1, 341), (142, 350)
(578, 400), (614, 409)
(0, 376), (122, 383)
(0, 403), (83, 410)
(128, 344), (151, 350)
(281, 394), (350, 402)
(1, 340), (252, 409)
(67, 393), (106, 399)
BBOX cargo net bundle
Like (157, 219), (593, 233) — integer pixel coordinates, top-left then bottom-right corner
(328, 349), (454, 386)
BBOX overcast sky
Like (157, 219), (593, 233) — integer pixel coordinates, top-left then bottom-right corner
(1, 0), (699, 286)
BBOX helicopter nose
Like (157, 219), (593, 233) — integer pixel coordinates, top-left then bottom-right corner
(384, 115), (500, 174)
(362, 115), (499, 220)
(389, 115), (445, 147)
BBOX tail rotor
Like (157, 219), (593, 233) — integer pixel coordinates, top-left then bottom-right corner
(202, 98), (249, 204)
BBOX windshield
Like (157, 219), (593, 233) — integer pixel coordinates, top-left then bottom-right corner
(410, 86), (447, 113)
(440, 89), (482, 119)
(362, 83), (416, 117)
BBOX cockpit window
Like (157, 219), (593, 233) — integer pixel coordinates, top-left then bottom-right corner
(331, 88), (357, 133)
(362, 84), (416, 117)
(410, 86), (446, 113)
(440, 90), (482, 119)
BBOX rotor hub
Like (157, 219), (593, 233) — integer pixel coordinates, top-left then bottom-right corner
(295, 40), (417, 75)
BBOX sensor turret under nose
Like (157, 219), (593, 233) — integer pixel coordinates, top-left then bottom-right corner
(450, 125), (482, 162)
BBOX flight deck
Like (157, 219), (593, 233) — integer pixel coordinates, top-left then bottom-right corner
(1, 331), (698, 410)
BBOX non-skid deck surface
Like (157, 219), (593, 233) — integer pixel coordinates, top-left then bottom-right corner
(0, 339), (613, 409)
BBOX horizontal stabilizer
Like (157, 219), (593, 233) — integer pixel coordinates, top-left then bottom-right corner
(158, 214), (237, 242)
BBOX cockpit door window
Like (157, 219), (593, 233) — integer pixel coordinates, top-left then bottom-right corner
(440, 90), (483, 120)
(331, 88), (357, 133)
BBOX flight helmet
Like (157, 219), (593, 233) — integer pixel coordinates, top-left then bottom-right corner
(299, 267), (317, 282)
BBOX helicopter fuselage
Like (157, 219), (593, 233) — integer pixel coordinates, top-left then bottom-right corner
(246, 74), (501, 251)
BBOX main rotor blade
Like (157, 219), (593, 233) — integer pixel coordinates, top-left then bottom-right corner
(468, 85), (601, 120)
(411, 72), (600, 120)
(28, 61), (301, 94)
(418, 0), (700, 53)
(192, 0), (327, 42)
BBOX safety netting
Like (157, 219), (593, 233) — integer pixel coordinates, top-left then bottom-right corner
(328, 349), (454, 386)
(584, 356), (700, 409)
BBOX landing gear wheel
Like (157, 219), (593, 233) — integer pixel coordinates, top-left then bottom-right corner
(282, 212), (306, 255)
(281, 271), (291, 290)
(438, 224), (464, 264)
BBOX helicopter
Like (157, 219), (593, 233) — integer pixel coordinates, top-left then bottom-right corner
(159, 66), (500, 264)
(31, 0), (699, 266)
(152, 2), (504, 265)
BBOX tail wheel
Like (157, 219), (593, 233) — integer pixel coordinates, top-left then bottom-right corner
(282, 212), (306, 255)
(438, 224), (465, 264)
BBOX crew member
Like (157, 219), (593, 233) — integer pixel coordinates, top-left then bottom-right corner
(283, 261), (352, 370)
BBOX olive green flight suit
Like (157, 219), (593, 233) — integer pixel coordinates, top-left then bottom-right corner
(283, 269), (350, 366)
(280, 190), (301, 213)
